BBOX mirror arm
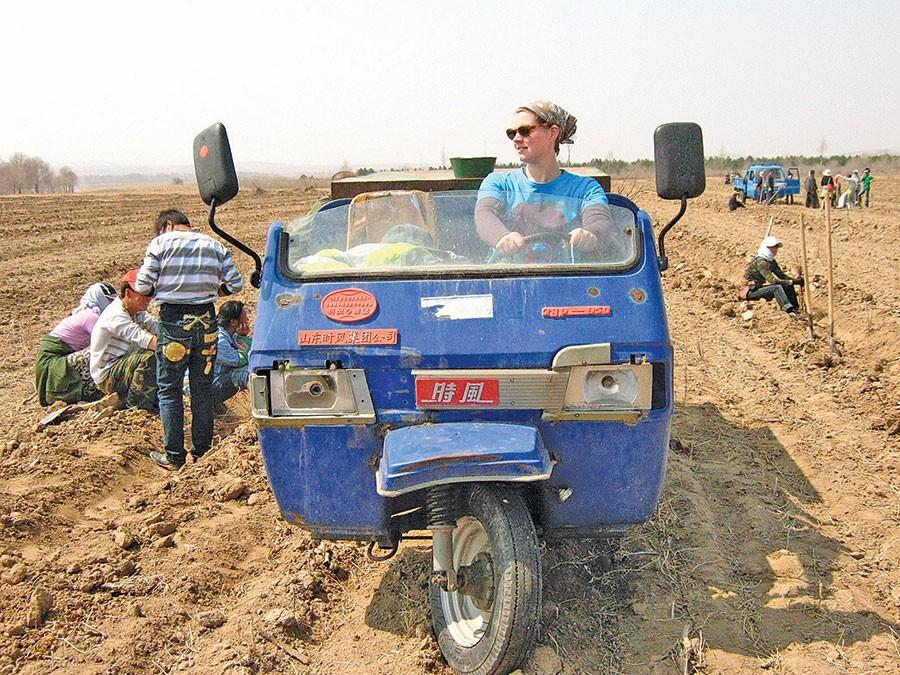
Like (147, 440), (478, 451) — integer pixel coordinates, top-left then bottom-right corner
(208, 198), (262, 289)
(656, 194), (687, 273)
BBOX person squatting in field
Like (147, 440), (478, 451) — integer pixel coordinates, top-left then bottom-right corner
(837, 170), (860, 209)
(35, 282), (117, 406)
(474, 99), (615, 258)
(135, 208), (244, 471)
(212, 300), (252, 408)
(89, 270), (160, 411)
(742, 236), (804, 315)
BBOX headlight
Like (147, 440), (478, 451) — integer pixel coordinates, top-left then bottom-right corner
(283, 373), (338, 409)
(252, 368), (375, 420)
(584, 369), (639, 405)
(563, 364), (652, 412)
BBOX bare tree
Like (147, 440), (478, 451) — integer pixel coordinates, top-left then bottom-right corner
(0, 161), (13, 194)
(6, 153), (28, 194)
(22, 156), (52, 193)
(57, 166), (78, 193)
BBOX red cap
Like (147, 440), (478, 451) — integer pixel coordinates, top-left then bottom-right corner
(122, 269), (140, 287)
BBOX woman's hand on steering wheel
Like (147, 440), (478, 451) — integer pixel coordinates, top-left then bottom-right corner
(495, 231), (526, 256)
(569, 227), (598, 252)
(490, 230), (578, 263)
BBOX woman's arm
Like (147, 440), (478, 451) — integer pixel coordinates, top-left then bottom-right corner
(579, 203), (616, 239)
(474, 197), (511, 247)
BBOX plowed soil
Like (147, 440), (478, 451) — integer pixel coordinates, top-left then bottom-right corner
(0, 179), (897, 674)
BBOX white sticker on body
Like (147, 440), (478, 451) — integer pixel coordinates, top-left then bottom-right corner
(420, 294), (494, 320)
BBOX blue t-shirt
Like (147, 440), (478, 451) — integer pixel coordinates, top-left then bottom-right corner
(478, 168), (609, 224)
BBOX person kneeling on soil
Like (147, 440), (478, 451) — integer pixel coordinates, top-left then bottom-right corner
(89, 269), (160, 412)
(211, 300), (251, 410)
(728, 190), (745, 211)
(35, 282), (117, 406)
(742, 236), (804, 315)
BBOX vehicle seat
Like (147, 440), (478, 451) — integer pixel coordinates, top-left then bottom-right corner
(347, 190), (437, 248)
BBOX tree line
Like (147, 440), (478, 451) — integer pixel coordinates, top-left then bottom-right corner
(497, 153), (899, 177)
(702, 153), (899, 175)
(0, 154), (78, 195)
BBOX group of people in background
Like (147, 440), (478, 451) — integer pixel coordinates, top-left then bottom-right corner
(727, 168), (875, 211)
(34, 209), (249, 471)
(806, 168), (874, 210)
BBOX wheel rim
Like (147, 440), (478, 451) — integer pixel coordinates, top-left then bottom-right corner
(440, 515), (494, 647)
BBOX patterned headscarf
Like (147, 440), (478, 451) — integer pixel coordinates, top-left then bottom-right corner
(73, 282), (116, 315)
(516, 100), (578, 145)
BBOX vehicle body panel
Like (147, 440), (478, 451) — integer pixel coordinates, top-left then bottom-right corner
(377, 422), (554, 496)
(252, 194), (673, 541)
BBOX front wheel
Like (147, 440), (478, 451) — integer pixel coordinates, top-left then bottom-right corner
(430, 484), (541, 675)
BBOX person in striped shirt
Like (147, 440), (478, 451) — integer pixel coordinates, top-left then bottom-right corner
(89, 270), (159, 411)
(135, 209), (244, 470)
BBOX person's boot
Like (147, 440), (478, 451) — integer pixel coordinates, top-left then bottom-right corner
(150, 451), (183, 471)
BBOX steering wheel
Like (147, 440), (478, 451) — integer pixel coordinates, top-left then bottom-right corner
(487, 231), (579, 264)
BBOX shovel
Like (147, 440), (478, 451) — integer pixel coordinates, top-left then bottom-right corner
(37, 393), (122, 430)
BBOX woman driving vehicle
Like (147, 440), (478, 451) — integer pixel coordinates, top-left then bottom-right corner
(474, 100), (615, 258)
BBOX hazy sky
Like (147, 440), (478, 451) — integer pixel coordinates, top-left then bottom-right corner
(3, 1), (898, 172)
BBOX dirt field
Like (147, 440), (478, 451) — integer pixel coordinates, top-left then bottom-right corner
(0, 177), (897, 674)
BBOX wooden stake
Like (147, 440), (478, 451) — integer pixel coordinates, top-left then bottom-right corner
(824, 197), (837, 352)
(798, 213), (815, 340)
(765, 215), (775, 238)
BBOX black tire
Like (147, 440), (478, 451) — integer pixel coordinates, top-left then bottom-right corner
(430, 484), (541, 675)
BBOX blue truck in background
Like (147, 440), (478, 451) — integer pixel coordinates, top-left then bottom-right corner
(733, 163), (800, 204)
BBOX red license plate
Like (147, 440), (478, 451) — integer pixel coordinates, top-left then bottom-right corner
(415, 378), (500, 407)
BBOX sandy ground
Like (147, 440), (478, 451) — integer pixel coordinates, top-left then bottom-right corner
(0, 178), (897, 674)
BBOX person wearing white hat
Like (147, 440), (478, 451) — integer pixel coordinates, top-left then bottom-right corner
(742, 236), (804, 314)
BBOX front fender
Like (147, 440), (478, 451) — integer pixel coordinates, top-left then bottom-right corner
(376, 422), (554, 497)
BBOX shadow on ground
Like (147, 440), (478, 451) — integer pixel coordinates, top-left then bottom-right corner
(363, 402), (898, 673)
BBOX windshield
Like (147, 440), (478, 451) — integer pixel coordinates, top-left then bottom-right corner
(758, 168), (785, 180)
(285, 190), (638, 278)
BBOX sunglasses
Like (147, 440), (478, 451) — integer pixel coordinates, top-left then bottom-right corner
(505, 123), (547, 140)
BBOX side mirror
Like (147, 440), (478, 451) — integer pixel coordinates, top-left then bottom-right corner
(654, 122), (705, 200)
(193, 123), (239, 206)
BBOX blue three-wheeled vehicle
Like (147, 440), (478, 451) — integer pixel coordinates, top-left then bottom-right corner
(192, 122), (705, 674)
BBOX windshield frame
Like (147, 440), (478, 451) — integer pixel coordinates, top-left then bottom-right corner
(277, 192), (644, 283)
